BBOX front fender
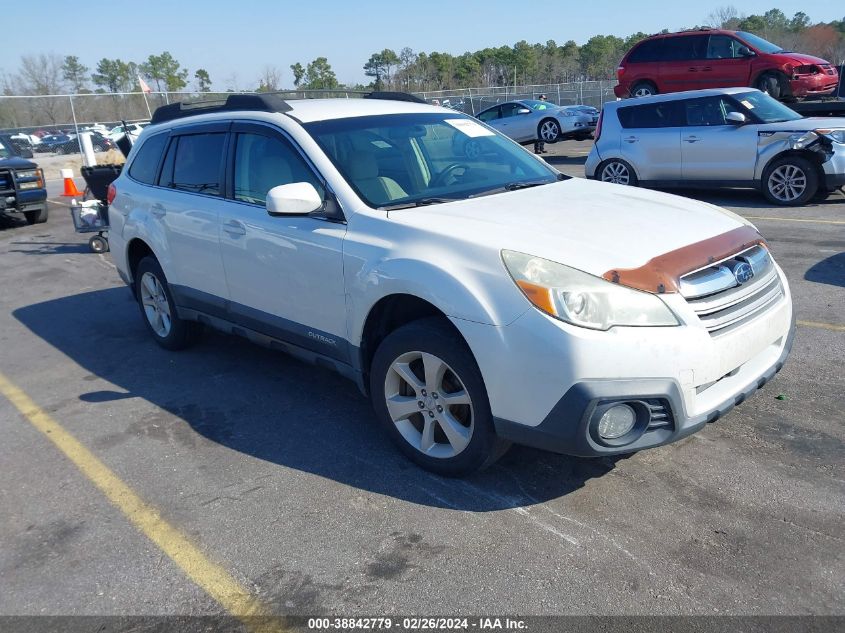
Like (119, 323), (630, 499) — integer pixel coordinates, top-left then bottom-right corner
(344, 253), (529, 347)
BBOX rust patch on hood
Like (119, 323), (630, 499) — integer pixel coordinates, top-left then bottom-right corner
(603, 225), (766, 294)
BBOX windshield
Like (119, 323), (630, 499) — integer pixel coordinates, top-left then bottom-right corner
(0, 141), (8, 159)
(734, 91), (802, 123)
(736, 31), (783, 54)
(304, 113), (560, 208)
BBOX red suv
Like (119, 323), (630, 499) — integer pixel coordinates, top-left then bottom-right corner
(614, 29), (840, 101)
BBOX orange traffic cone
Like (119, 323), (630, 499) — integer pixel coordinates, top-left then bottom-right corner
(61, 168), (82, 197)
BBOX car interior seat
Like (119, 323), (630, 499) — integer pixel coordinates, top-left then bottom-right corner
(345, 150), (407, 205)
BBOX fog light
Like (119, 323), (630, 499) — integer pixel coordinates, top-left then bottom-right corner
(597, 404), (636, 439)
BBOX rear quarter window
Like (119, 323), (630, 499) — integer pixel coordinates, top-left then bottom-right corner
(617, 102), (683, 128)
(627, 39), (662, 63)
(127, 133), (168, 184)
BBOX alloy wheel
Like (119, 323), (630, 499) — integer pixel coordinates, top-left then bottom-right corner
(140, 272), (172, 338)
(601, 161), (631, 185)
(633, 86), (654, 97)
(540, 121), (560, 142)
(768, 164), (807, 202)
(384, 351), (474, 459)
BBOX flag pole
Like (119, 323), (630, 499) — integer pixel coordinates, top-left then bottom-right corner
(138, 75), (152, 118)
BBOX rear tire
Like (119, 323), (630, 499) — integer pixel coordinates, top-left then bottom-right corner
(134, 256), (202, 350)
(24, 205), (48, 225)
(630, 81), (657, 98)
(598, 158), (638, 186)
(762, 156), (819, 206)
(369, 317), (509, 476)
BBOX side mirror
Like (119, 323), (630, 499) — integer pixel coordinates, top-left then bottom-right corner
(737, 46), (755, 57)
(517, 108), (531, 115)
(266, 182), (323, 216)
(726, 112), (747, 125)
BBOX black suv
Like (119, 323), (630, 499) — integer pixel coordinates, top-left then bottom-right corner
(0, 135), (48, 225)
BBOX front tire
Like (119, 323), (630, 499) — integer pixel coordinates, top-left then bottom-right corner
(762, 156), (819, 206)
(756, 72), (786, 100)
(134, 256), (202, 350)
(598, 158), (638, 186)
(538, 119), (561, 143)
(24, 205), (49, 225)
(369, 317), (508, 476)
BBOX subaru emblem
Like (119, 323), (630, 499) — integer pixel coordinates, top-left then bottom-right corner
(733, 262), (754, 284)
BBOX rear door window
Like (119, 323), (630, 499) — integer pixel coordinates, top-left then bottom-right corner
(478, 107), (501, 122)
(706, 35), (743, 59)
(617, 101), (683, 128)
(127, 133), (168, 184)
(160, 133), (226, 196)
(662, 35), (708, 61)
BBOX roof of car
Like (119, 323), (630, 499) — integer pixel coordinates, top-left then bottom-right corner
(604, 87), (759, 108)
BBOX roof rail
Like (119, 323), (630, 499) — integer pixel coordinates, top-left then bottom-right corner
(364, 91), (427, 104)
(151, 93), (292, 125)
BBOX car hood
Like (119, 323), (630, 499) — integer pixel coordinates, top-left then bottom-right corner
(781, 53), (831, 66)
(389, 178), (748, 278)
(0, 156), (38, 169)
(759, 117), (845, 131)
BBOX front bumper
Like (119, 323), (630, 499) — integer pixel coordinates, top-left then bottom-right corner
(790, 73), (839, 97)
(454, 267), (793, 457)
(822, 147), (845, 190)
(494, 320), (794, 456)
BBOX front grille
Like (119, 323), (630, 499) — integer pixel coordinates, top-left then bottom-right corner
(681, 245), (785, 336)
(0, 169), (12, 193)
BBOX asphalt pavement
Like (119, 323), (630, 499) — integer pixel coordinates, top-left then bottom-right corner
(1, 141), (843, 622)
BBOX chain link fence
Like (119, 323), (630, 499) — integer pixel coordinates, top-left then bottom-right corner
(0, 80), (618, 135)
(413, 80), (619, 114)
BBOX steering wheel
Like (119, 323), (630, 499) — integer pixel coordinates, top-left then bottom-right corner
(430, 163), (469, 188)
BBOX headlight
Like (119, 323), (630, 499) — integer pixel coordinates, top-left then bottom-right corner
(502, 250), (679, 330)
(15, 169), (38, 179)
(815, 128), (845, 144)
(561, 110), (575, 117)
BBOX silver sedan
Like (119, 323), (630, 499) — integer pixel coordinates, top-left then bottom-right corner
(476, 100), (593, 145)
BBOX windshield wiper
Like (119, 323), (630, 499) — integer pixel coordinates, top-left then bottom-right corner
(468, 177), (561, 198)
(380, 197), (458, 210)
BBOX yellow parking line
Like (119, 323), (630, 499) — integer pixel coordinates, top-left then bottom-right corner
(0, 372), (283, 632)
(745, 216), (845, 225)
(797, 320), (845, 332)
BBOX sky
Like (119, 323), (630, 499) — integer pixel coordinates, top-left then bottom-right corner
(2, 0), (842, 90)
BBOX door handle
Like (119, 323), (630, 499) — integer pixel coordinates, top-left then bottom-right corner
(150, 203), (166, 218)
(687, 67), (698, 72)
(701, 66), (713, 71)
(683, 136), (701, 143)
(222, 220), (246, 236)
(624, 136), (639, 143)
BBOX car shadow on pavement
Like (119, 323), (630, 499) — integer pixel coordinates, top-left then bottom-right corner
(662, 187), (845, 209)
(805, 252), (845, 288)
(14, 288), (623, 511)
(0, 215), (26, 231)
(8, 240), (91, 255)
(544, 155), (588, 167)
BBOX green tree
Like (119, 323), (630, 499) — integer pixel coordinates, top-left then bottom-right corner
(194, 68), (212, 92)
(62, 55), (89, 93)
(290, 62), (305, 88)
(91, 58), (133, 93)
(304, 57), (338, 89)
(579, 34), (625, 79)
(140, 52), (188, 92)
(364, 49), (400, 89)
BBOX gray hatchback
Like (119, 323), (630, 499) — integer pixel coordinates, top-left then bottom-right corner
(585, 87), (845, 205)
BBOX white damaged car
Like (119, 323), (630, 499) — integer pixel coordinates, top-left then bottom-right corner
(108, 94), (793, 475)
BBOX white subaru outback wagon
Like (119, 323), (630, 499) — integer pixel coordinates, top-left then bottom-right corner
(108, 93), (794, 476)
